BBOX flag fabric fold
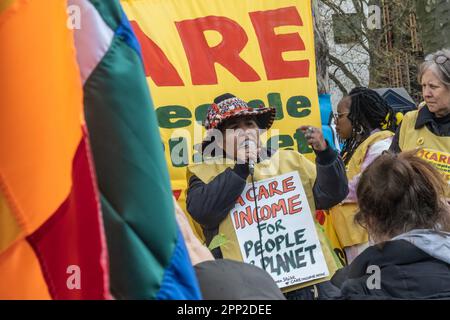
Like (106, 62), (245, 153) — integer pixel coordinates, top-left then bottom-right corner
(72, 0), (201, 299)
(1, 0), (200, 300)
(0, 0), (110, 299)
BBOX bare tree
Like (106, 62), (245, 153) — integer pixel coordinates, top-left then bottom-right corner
(415, 0), (450, 54)
(314, 0), (423, 104)
(313, 0), (331, 94)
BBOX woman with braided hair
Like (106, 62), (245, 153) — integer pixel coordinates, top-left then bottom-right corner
(332, 87), (401, 263)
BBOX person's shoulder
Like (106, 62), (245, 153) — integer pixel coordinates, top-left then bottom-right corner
(402, 109), (418, 118)
(396, 110), (420, 134)
(187, 159), (219, 176)
(269, 150), (316, 174)
(367, 134), (393, 153)
(187, 162), (205, 174)
(187, 158), (234, 181)
(188, 157), (230, 169)
(403, 109), (420, 123)
(272, 149), (309, 160)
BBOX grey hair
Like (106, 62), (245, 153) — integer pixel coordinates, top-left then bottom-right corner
(418, 48), (450, 88)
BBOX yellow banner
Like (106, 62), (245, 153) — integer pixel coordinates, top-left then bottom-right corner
(122, 0), (321, 211)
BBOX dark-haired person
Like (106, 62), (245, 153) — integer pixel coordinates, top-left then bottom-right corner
(331, 87), (401, 263)
(390, 49), (450, 200)
(186, 93), (348, 299)
(331, 151), (450, 299)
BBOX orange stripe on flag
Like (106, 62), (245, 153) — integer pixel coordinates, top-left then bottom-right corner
(0, 0), (110, 299)
(0, 190), (22, 254)
(0, 239), (51, 299)
(0, 0), (83, 235)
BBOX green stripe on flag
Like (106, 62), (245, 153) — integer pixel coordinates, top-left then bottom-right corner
(84, 33), (176, 299)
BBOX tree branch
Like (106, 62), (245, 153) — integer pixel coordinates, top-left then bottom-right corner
(329, 54), (362, 87)
(329, 72), (349, 96)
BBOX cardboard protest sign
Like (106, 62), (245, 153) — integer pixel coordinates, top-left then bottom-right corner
(231, 171), (329, 288)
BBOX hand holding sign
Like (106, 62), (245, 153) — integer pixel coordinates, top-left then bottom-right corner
(299, 126), (327, 152)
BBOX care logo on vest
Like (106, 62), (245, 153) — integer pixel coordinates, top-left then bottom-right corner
(417, 149), (450, 185)
(230, 171), (329, 288)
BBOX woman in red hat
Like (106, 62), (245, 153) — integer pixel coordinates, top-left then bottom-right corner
(186, 93), (348, 299)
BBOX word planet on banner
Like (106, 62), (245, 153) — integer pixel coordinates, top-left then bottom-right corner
(231, 171), (329, 288)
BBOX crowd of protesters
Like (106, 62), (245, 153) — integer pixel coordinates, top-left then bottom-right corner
(178, 48), (450, 300)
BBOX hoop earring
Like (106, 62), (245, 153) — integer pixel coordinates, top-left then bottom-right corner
(356, 125), (364, 135)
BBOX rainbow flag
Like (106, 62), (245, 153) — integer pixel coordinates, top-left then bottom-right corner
(0, 0), (110, 299)
(70, 0), (201, 299)
(0, 0), (201, 300)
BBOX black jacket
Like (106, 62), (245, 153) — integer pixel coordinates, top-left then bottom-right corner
(187, 146), (348, 257)
(390, 106), (450, 153)
(331, 234), (450, 300)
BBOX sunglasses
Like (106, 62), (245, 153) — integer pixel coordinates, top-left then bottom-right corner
(434, 55), (450, 78)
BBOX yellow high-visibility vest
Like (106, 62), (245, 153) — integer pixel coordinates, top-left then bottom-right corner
(399, 110), (450, 199)
(187, 150), (342, 293)
(330, 130), (394, 248)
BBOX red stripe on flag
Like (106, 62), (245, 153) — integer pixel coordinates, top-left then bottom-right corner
(27, 136), (110, 299)
(173, 189), (182, 200)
